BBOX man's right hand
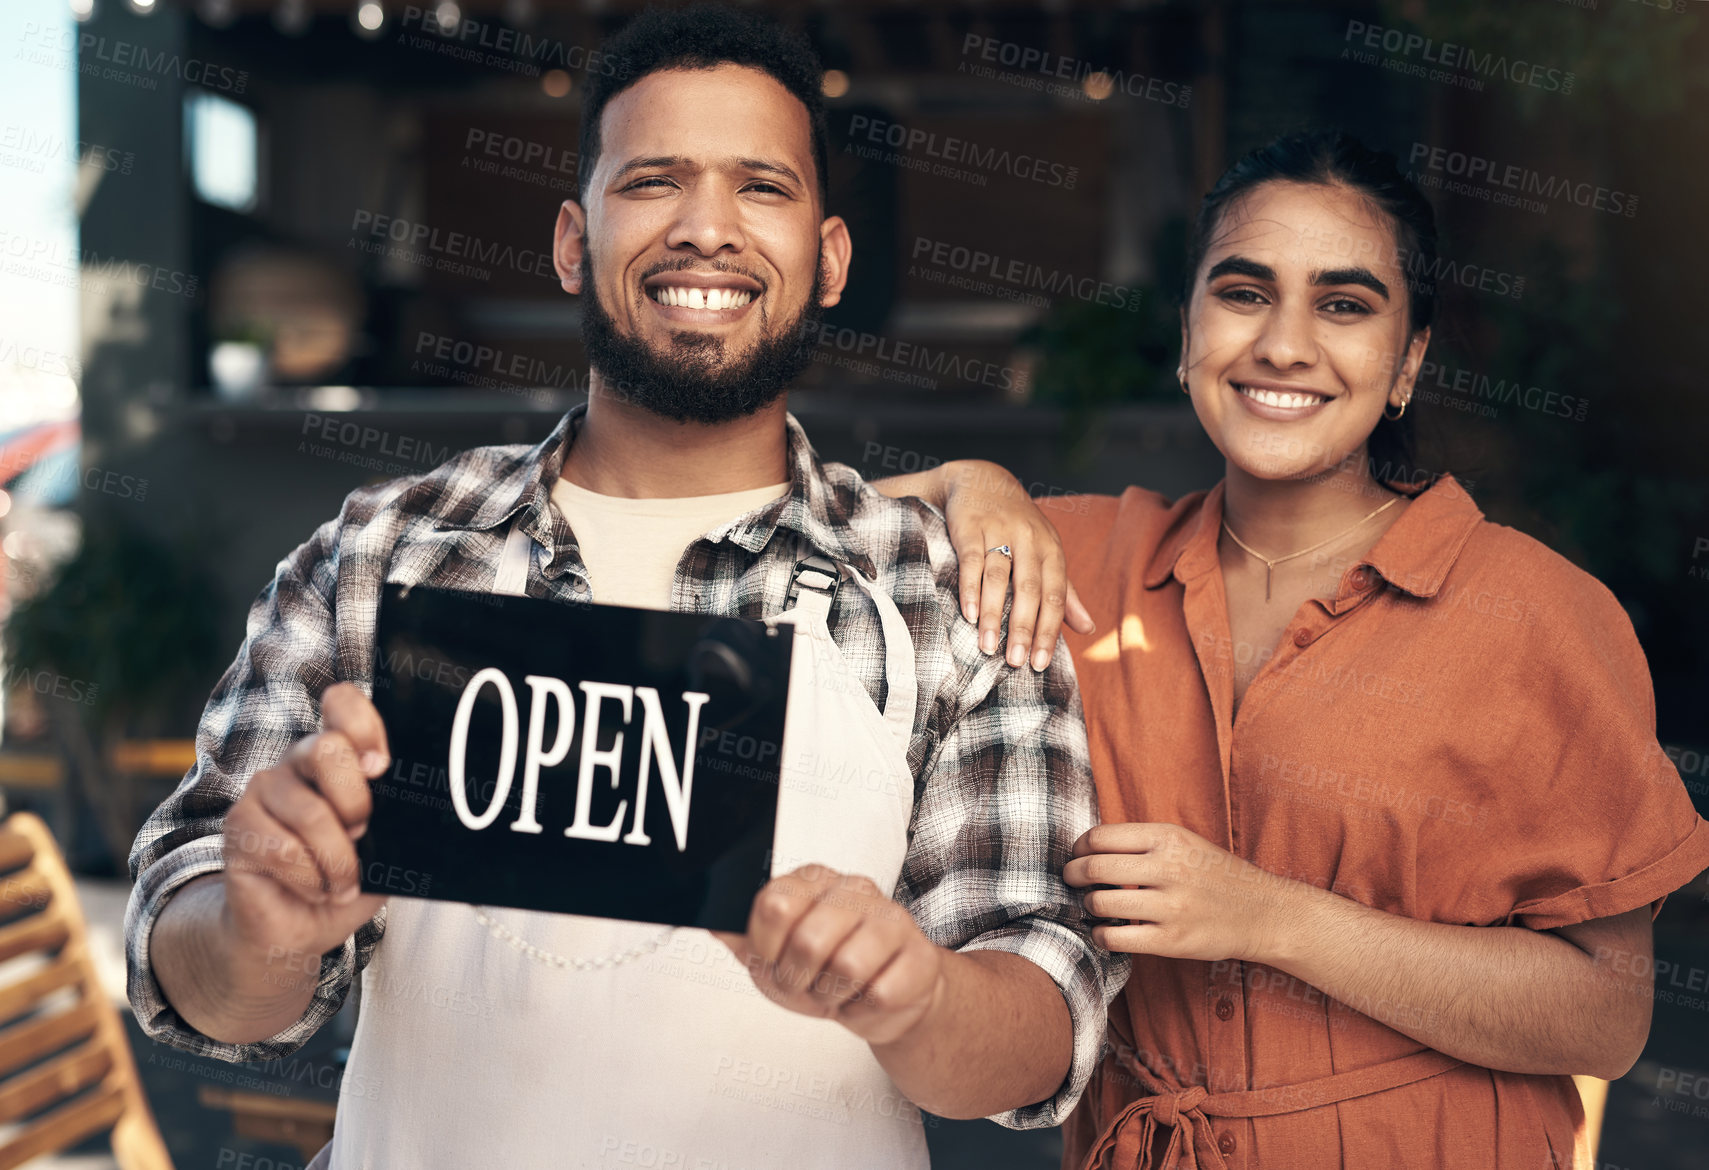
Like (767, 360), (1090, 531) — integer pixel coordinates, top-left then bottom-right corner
(222, 681), (391, 979)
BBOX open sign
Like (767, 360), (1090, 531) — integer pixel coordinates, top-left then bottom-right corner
(359, 583), (791, 931)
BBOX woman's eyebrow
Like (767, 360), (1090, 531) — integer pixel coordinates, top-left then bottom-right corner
(1312, 266), (1391, 300)
(1205, 256), (1275, 283)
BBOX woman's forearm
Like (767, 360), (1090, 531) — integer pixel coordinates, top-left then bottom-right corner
(1269, 885), (1651, 1079)
(871, 467), (950, 509)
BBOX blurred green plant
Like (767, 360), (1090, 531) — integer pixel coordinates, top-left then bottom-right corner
(1018, 287), (1183, 460)
(6, 506), (223, 733)
(1379, 0), (1703, 118)
(1434, 237), (1709, 648)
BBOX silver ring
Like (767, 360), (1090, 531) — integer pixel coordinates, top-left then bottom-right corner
(987, 545), (1012, 558)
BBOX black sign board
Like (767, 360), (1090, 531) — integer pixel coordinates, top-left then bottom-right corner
(358, 583), (791, 932)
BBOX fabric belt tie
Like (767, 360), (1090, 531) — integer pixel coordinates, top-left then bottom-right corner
(1078, 1048), (1465, 1170)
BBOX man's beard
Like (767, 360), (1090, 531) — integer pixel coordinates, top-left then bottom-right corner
(578, 243), (826, 425)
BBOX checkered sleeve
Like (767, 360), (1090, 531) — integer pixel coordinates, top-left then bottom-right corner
(123, 514), (386, 1063)
(895, 591), (1129, 1129)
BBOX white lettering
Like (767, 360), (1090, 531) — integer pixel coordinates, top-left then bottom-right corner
(622, 687), (710, 852)
(511, 675), (574, 834)
(449, 667), (518, 830)
(565, 682), (633, 842)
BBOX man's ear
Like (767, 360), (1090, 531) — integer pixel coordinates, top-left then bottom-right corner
(815, 215), (853, 310)
(553, 200), (588, 294)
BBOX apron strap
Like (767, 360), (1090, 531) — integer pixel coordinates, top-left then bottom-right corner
(493, 513), (534, 597)
(783, 556), (918, 751)
(783, 554), (839, 622)
(839, 568), (917, 750)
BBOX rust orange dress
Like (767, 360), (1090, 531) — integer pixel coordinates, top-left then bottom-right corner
(1043, 475), (1709, 1170)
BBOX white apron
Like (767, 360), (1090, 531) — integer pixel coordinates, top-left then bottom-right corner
(315, 517), (927, 1169)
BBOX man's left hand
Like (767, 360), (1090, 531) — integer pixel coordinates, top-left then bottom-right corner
(716, 865), (945, 1046)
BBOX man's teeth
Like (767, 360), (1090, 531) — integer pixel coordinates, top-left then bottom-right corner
(1238, 384), (1327, 410)
(652, 287), (753, 310)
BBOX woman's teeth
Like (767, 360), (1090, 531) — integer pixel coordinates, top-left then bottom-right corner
(651, 287), (753, 310)
(1237, 383), (1328, 410)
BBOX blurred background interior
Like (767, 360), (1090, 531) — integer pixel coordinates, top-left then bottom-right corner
(0, 0), (1705, 1166)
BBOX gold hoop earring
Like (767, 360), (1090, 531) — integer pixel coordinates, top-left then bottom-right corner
(1383, 396), (1410, 421)
(1177, 367), (1189, 395)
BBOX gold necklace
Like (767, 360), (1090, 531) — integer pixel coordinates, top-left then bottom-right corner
(1221, 496), (1401, 602)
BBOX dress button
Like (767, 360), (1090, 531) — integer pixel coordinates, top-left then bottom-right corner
(1349, 567), (1370, 590)
(1214, 996), (1235, 1021)
(1218, 1133), (1237, 1156)
(1292, 627), (1313, 648)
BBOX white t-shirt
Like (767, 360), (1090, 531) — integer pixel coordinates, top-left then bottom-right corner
(547, 476), (790, 607)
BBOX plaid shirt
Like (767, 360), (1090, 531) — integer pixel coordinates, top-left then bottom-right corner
(124, 403), (1127, 1127)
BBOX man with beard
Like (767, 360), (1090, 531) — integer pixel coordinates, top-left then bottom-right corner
(125, 7), (1123, 1167)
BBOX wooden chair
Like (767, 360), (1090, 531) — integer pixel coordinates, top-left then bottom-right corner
(0, 811), (172, 1169)
(195, 1088), (334, 1164)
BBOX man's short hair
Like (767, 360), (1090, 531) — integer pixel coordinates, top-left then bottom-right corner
(578, 4), (831, 209)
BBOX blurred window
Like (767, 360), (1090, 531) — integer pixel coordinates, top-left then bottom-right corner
(185, 90), (259, 214)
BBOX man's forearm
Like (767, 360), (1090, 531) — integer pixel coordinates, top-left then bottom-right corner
(152, 873), (318, 1046)
(1272, 886), (1650, 1079)
(869, 949), (1072, 1119)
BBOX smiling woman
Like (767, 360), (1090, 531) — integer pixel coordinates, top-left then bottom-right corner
(877, 129), (1709, 1170)
(1180, 130), (1438, 499)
